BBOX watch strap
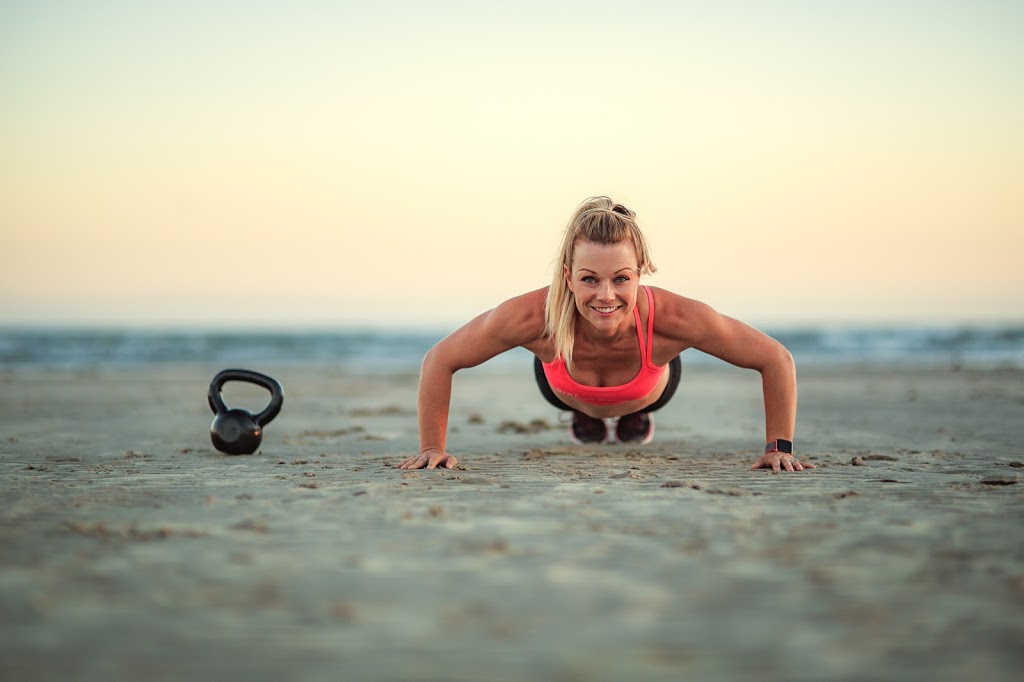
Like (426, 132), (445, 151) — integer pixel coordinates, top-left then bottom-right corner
(765, 439), (793, 455)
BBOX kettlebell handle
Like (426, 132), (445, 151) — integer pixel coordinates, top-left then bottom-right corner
(208, 369), (284, 426)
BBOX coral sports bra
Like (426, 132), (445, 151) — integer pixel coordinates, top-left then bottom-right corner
(542, 286), (667, 406)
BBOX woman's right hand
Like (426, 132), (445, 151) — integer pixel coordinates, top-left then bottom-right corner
(397, 447), (458, 470)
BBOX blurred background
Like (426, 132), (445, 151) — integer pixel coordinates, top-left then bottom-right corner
(1, 1), (1021, 366)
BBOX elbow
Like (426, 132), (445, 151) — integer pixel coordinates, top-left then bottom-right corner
(757, 342), (794, 377)
(421, 343), (457, 378)
(422, 344), (442, 373)
(776, 344), (796, 377)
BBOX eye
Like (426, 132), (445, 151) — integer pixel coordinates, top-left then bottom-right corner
(581, 276), (597, 284)
(615, 275), (630, 284)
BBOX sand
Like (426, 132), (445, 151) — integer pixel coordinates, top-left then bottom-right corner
(1, 360), (1022, 681)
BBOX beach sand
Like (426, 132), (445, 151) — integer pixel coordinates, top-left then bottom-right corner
(1, 360), (1022, 681)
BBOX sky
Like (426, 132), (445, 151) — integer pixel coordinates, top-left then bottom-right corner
(1, 0), (1022, 329)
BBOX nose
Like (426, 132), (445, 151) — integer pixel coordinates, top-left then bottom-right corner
(597, 282), (615, 301)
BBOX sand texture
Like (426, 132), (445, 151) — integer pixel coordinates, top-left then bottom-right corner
(1, 361), (1023, 681)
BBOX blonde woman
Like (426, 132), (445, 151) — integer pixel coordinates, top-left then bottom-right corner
(398, 197), (812, 474)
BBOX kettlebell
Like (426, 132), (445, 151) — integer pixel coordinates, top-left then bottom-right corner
(207, 369), (284, 455)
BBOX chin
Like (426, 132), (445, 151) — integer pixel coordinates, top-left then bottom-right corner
(586, 309), (623, 327)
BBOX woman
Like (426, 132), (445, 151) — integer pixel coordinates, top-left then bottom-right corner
(398, 197), (812, 474)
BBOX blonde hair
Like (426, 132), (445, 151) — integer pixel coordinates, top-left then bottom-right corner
(544, 196), (656, 370)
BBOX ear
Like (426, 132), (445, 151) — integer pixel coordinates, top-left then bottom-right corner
(563, 264), (574, 293)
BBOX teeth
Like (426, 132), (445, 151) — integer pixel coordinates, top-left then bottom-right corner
(594, 307), (618, 313)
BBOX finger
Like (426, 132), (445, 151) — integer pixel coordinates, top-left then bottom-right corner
(751, 458), (765, 470)
(444, 456), (458, 469)
(772, 457), (782, 473)
(784, 458), (795, 472)
(802, 461), (816, 469)
(793, 460), (804, 471)
(426, 453), (446, 469)
(400, 455), (427, 470)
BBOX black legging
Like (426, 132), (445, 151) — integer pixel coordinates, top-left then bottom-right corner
(533, 355), (682, 414)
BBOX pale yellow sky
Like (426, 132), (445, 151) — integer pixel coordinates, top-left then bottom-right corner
(1, 1), (1021, 328)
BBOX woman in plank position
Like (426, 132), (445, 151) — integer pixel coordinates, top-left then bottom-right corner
(398, 196), (812, 474)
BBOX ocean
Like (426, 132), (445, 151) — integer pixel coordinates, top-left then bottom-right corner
(2, 325), (1022, 372)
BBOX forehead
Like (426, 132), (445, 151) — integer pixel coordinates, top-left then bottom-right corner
(571, 240), (637, 270)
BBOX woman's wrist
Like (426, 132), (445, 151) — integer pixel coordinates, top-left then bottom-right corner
(764, 439), (794, 455)
(420, 446), (445, 454)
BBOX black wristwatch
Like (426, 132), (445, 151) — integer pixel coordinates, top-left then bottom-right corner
(765, 439), (794, 455)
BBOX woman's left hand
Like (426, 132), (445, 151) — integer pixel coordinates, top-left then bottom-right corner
(751, 451), (815, 473)
(397, 447), (459, 470)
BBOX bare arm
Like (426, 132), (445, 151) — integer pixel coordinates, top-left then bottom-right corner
(398, 290), (547, 470)
(655, 290), (811, 472)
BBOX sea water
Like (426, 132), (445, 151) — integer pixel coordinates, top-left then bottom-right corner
(1, 325), (1022, 371)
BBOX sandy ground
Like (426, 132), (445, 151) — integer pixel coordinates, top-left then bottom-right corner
(1, 359), (1022, 681)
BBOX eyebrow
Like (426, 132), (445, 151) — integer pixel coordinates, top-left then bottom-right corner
(578, 267), (634, 274)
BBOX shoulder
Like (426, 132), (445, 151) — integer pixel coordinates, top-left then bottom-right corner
(648, 286), (714, 325)
(430, 288), (550, 370)
(494, 287), (549, 314)
(647, 286), (723, 346)
(648, 286), (784, 368)
(480, 287), (549, 345)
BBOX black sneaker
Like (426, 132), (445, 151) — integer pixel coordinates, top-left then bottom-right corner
(569, 411), (608, 444)
(615, 412), (654, 444)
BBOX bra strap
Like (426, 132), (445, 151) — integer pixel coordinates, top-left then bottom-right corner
(643, 286), (655, 362)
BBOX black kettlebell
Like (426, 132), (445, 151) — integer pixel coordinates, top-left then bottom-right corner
(208, 369), (284, 455)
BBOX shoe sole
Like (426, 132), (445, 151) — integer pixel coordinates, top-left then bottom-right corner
(567, 415), (655, 445)
(615, 414), (655, 445)
(568, 416), (612, 445)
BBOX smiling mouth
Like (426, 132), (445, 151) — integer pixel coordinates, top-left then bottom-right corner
(591, 305), (622, 314)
